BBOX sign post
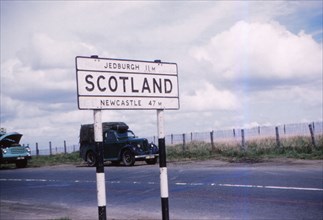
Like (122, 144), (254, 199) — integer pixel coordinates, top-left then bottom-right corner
(157, 109), (169, 220)
(93, 109), (106, 220)
(76, 56), (179, 220)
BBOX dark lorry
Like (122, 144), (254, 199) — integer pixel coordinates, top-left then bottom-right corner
(79, 122), (158, 166)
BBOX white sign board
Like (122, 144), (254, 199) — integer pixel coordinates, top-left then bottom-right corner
(76, 56), (179, 110)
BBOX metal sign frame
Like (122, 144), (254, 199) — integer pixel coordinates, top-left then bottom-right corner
(75, 56), (179, 110)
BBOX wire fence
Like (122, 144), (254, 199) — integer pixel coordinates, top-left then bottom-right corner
(29, 142), (79, 156)
(30, 121), (322, 156)
(147, 121), (323, 150)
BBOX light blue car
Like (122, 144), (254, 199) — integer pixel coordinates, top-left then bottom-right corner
(0, 130), (31, 168)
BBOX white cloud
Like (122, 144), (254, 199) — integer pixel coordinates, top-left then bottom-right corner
(1, 2), (322, 148)
(190, 20), (322, 82)
(182, 82), (239, 111)
(1, 58), (75, 103)
(252, 84), (323, 108)
(17, 33), (102, 70)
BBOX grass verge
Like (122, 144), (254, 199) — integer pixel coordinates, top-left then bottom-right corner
(28, 151), (82, 167)
(167, 136), (323, 163)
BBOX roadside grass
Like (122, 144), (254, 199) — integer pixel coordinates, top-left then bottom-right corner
(28, 151), (82, 167)
(167, 135), (323, 163)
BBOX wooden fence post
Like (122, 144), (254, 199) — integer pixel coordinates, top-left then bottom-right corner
(171, 134), (173, 145)
(182, 133), (186, 151)
(233, 129), (236, 137)
(210, 131), (215, 151)
(275, 126), (280, 148)
(284, 124), (286, 134)
(49, 141), (52, 156)
(64, 140), (67, 154)
(308, 124), (316, 149)
(241, 129), (245, 151)
(36, 142), (39, 157)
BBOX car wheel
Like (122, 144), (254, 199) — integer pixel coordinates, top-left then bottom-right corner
(16, 159), (27, 168)
(86, 151), (97, 167)
(145, 158), (158, 165)
(122, 149), (135, 166)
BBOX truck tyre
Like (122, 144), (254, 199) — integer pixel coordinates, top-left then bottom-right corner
(86, 151), (97, 167)
(122, 149), (135, 166)
(16, 159), (27, 168)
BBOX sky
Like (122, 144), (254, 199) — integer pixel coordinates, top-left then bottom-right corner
(1, 1), (322, 149)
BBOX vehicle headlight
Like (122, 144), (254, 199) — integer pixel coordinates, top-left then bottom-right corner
(137, 144), (141, 148)
(26, 147), (31, 153)
(1, 148), (7, 154)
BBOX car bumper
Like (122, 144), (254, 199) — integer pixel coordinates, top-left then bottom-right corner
(0, 155), (32, 164)
(135, 154), (159, 160)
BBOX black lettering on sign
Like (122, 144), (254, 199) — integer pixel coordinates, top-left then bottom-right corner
(97, 75), (106, 92)
(153, 78), (162, 93)
(164, 79), (172, 93)
(104, 62), (140, 71)
(83, 74), (175, 95)
(119, 76), (129, 92)
(85, 75), (94, 91)
(100, 99), (142, 107)
(131, 78), (139, 93)
(142, 78), (151, 93)
(108, 76), (118, 92)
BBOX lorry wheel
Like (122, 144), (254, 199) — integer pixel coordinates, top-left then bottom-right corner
(122, 150), (135, 166)
(16, 159), (27, 168)
(86, 151), (97, 167)
(145, 158), (158, 165)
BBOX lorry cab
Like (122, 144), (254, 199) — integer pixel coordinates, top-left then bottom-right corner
(79, 122), (158, 166)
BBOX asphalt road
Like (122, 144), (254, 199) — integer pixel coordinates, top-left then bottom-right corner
(0, 159), (322, 220)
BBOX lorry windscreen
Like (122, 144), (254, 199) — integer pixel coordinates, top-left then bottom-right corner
(117, 130), (135, 139)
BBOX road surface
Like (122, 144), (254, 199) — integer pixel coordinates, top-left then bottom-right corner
(0, 159), (322, 219)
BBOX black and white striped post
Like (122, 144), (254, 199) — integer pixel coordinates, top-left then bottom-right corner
(157, 109), (169, 220)
(93, 109), (107, 220)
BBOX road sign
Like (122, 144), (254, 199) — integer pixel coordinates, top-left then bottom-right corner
(75, 56), (179, 110)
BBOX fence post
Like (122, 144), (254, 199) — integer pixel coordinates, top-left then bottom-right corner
(191, 132), (193, 142)
(171, 134), (173, 145)
(64, 140), (67, 154)
(241, 129), (245, 151)
(258, 126), (261, 135)
(210, 131), (215, 151)
(308, 124), (316, 149)
(275, 126), (280, 148)
(233, 129), (236, 137)
(49, 141), (52, 156)
(312, 122), (315, 133)
(182, 133), (186, 151)
(36, 142), (39, 157)
(284, 124), (286, 134)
